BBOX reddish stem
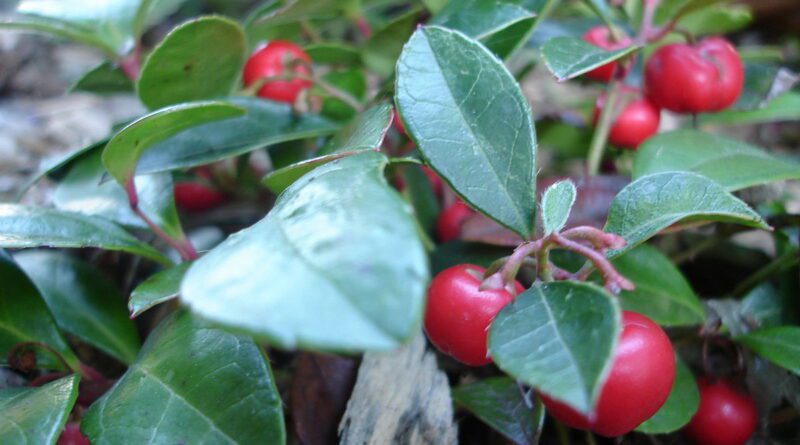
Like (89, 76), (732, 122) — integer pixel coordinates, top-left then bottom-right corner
(127, 179), (197, 261)
(549, 233), (634, 294)
(354, 16), (372, 38)
(120, 43), (141, 81)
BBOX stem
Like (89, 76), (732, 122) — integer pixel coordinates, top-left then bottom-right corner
(248, 72), (364, 112)
(538, 245), (554, 282)
(126, 181), (197, 261)
(7, 342), (97, 380)
(731, 249), (799, 297)
(354, 16), (372, 38)
(550, 232), (634, 294)
(482, 240), (543, 294)
(555, 421), (570, 445)
(636, 0), (660, 44)
(587, 80), (623, 175)
(119, 43), (141, 81)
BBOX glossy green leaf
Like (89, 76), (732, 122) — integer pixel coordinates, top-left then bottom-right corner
(633, 130), (800, 191)
(700, 92), (800, 126)
(69, 61), (133, 94)
(102, 101), (245, 187)
(541, 36), (639, 81)
(0, 251), (79, 370)
(540, 179), (576, 235)
(136, 97), (339, 175)
(734, 63), (780, 110)
(82, 311), (285, 444)
(736, 326), (800, 376)
(14, 251), (140, 365)
(612, 244), (705, 326)
(0, 204), (170, 265)
(636, 357), (699, 433)
(129, 262), (192, 318)
(304, 42), (361, 65)
(402, 164), (441, 237)
(396, 26), (537, 238)
(0, 375), (80, 445)
(489, 281), (621, 415)
(604, 172), (768, 257)
(137, 16), (246, 110)
(362, 9), (419, 78)
(182, 152), (428, 351)
(655, 0), (728, 24)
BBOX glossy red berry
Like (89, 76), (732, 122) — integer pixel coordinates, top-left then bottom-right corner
(174, 182), (225, 212)
(541, 311), (675, 437)
(644, 37), (744, 113)
(436, 201), (474, 242)
(593, 88), (660, 149)
(684, 378), (757, 445)
(424, 264), (524, 366)
(57, 423), (90, 445)
(243, 40), (312, 103)
(582, 26), (632, 82)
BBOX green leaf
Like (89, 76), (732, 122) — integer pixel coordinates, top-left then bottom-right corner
(0, 204), (170, 265)
(633, 130), (800, 191)
(604, 172), (768, 257)
(452, 376), (540, 445)
(541, 36), (639, 81)
(734, 63), (780, 110)
(319, 68), (367, 121)
(396, 26), (537, 238)
(304, 42), (361, 65)
(401, 164), (441, 237)
(611, 244), (705, 326)
(655, 0), (729, 24)
(129, 262), (192, 318)
(182, 152), (428, 352)
(0, 375), (80, 445)
(82, 311), (286, 444)
(700, 92), (800, 126)
(489, 281), (621, 415)
(14, 251), (140, 365)
(136, 97), (339, 175)
(0, 14), (112, 55)
(137, 16), (246, 110)
(246, 0), (347, 47)
(69, 61), (133, 95)
(636, 357), (699, 433)
(736, 326), (800, 376)
(422, 0), (449, 14)
(102, 101), (245, 187)
(540, 179), (576, 235)
(678, 3), (752, 36)
(0, 251), (79, 371)
(362, 9), (420, 78)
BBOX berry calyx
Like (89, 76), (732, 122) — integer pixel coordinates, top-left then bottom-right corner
(243, 40), (312, 104)
(424, 264), (524, 366)
(582, 26), (632, 82)
(644, 37), (744, 113)
(684, 378), (757, 445)
(593, 87), (661, 149)
(174, 181), (225, 212)
(436, 200), (474, 242)
(541, 311), (675, 437)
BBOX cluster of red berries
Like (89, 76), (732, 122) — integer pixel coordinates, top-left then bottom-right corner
(583, 26), (744, 149)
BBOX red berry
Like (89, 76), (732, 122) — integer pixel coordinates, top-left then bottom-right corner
(593, 87), (660, 149)
(644, 37), (743, 113)
(57, 423), (90, 445)
(243, 40), (312, 103)
(582, 26), (632, 82)
(436, 201), (474, 242)
(174, 182), (225, 212)
(541, 311), (675, 437)
(684, 378), (757, 445)
(424, 264), (524, 366)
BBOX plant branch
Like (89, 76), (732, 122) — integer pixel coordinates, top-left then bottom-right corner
(587, 80), (623, 175)
(550, 232), (634, 294)
(245, 71), (364, 112)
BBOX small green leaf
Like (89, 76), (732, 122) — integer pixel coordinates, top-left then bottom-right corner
(69, 61), (133, 94)
(362, 9), (420, 78)
(736, 326), (800, 376)
(396, 26), (537, 238)
(304, 42), (361, 65)
(15, 251), (140, 365)
(604, 172), (768, 257)
(636, 357), (699, 434)
(82, 311), (286, 444)
(137, 16), (246, 110)
(700, 92), (800, 126)
(182, 152), (428, 352)
(0, 375), (80, 445)
(541, 36), (639, 81)
(489, 281), (621, 415)
(540, 179), (576, 235)
(633, 130), (800, 191)
(129, 262), (192, 318)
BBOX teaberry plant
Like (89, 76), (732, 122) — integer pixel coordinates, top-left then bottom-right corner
(1, 0), (799, 444)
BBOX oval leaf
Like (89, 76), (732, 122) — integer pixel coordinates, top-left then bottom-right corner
(182, 152), (429, 351)
(396, 26), (537, 238)
(736, 326), (800, 376)
(541, 36), (639, 81)
(636, 356), (699, 434)
(699, 91), (800, 125)
(129, 261), (192, 318)
(0, 375), (80, 445)
(541, 179), (576, 235)
(70, 60), (133, 95)
(489, 281), (621, 415)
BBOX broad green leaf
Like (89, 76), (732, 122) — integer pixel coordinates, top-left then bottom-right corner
(262, 151), (359, 195)
(396, 26), (537, 238)
(305, 42), (361, 65)
(700, 92), (800, 126)
(362, 9), (419, 78)
(0, 251), (79, 371)
(182, 152), (428, 351)
(129, 262), (192, 318)
(102, 101), (245, 187)
(540, 179), (576, 235)
(82, 311), (286, 444)
(604, 172), (768, 257)
(489, 281), (621, 415)
(0, 204), (170, 265)
(0, 14), (112, 55)
(15, 251), (140, 365)
(452, 376), (540, 444)
(636, 357), (699, 433)
(135, 97), (339, 175)
(679, 3), (751, 36)
(69, 61), (133, 95)
(137, 17), (246, 110)
(633, 130), (800, 191)
(611, 245), (705, 326)
(655, 0), (729, 24)
(541, 36), (639, 81)
(0, 375), (80, 445)
(736, 326), (800, 376)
